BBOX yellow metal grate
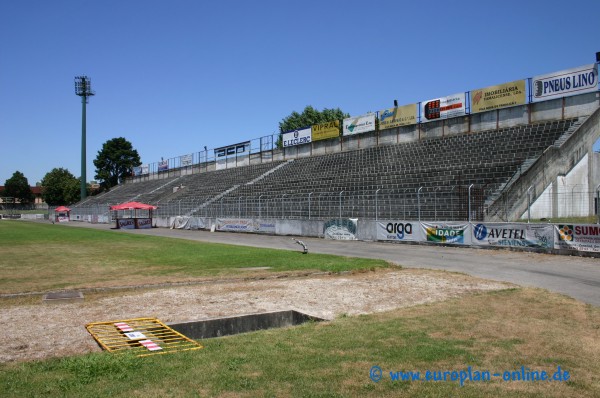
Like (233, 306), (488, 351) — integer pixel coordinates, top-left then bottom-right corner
(86, 317), (203, 357)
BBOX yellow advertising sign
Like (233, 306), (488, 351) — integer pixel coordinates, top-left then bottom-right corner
(312, 120), (340, 141)
(378, 104), (417, 129)
(470, 80), (526, 113)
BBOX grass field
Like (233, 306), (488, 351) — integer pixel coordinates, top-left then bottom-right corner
(1, 288), (598, 397)
(1, 220), (598, 397)
(0, 221), (389, 294)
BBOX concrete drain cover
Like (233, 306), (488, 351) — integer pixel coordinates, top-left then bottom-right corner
(42, 291), (84, 303)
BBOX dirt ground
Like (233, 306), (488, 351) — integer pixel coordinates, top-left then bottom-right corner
(0, 268), (511, 363)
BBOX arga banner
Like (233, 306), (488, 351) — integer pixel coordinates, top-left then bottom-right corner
(376, 221), (420, 241)
(471, 223), (553, 248)
(421, 222), (469, 245)
(470, 80), (526, 113)
(282, 127), (312, 147)
(554, 224), (600, 253)
(420, 92), (466, 123)
(378, 104), (417, 130)
(532, 64), (598, 102)
(343, 114), (376, 136)
(312, 120), (340, 141)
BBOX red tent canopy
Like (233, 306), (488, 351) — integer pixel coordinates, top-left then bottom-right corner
(54, 206), (71, 212)
(109, 201), (157, 211)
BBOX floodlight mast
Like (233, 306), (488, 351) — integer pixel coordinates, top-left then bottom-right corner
(74, 76), (95, 200)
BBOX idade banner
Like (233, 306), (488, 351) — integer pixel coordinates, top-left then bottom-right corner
(532, 64), (598, 102)
(422, 222), (469, 245)
(470, 80), (526, 113)
(472, 223), (552, 248)
(376, 221), (420, 241)
(324, 219), (357, 240)
(420, 93), (466, 123)
(555, 224), (600, 253)
(343, 114), (376, 136)
(378, 104), (417, 129)
(312, 120), (340, 141)
(282, 127), (312, 147)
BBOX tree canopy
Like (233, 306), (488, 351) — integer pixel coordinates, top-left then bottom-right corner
(93, 137), (141, 190)
(3, 171), (34, 204)
(279, 105), (349, 133)
(41, 168), (80, 206)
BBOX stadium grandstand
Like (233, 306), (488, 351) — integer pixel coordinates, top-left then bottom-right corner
(67, 60), (600, 245)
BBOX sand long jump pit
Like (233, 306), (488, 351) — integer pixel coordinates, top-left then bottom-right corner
(0, 268), (511, 363)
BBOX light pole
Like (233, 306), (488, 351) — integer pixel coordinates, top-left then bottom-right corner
(75, 76), (95, 200)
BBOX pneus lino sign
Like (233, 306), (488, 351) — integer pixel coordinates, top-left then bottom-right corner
(532, 64), (598, 102)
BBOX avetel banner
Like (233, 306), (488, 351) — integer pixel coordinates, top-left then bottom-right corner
(420, 93), (466, 123)
(181, 154), (193, 167)
(555, 224), (600, 252)
(312, 120), (340, 141)
(422, 222), (469, 245)
(343, 114), (376, 136)
(378, 104), (417, 130)
(282, 127), (312, 147)
(472, 223), (553, 249)
(532, 64), (598, 102)
(470, 80), (526, 113)
(376, 221), (420, 241)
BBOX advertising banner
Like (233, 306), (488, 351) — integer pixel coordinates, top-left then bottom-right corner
(282, 127), (312, 147)
(472, 223), (553, 248)
(343, 114), (376, 136)
(158, 160), (169, 172)
(137, 218), (153, 229)
(376, 221), (420, 241)
(141, 164), (149, 175)
(117, 219), (135, 229)
(532, 64), (598, 102)
(216, 218), (276, 234)
(422, 222), (469, 245)
(554, 224), (600, 252)
(324, 219), (357, 240)
(470, 80), (526, 113)
(378, 104), (417, 130)
(312, 120), (340, 141)
(181, 154), (193, 167)
(133, 166), (142, 176)
(420, 93), (466, 123)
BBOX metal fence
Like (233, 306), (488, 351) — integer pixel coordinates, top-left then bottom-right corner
(62, 184), (600, 223)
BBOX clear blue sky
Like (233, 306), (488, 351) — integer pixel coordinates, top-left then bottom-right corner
(1, 0), (599, 185)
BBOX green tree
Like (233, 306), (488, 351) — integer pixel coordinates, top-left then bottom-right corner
(40, 168), (80, 205)
(277, 106), (349, 147)
(93, 137), (141, 190)
(4, 171), (34, 204)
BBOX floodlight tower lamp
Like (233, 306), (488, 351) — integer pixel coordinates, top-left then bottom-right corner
(74, 75), (95, 200)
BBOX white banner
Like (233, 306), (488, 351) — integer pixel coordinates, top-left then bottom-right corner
(170, 216), (206, 230)
(472, 223), (553, 249)
(532, 64), (598, 102)
(181, 154), (193, 167)
(282, 127), (312, 147)
(323, 219), (357, 240)
(376, 221), (420, 241)
(216, 218), (276, 234)
(554, 224), (600, 252)
(420, 92), (466, 123)
(343, 114), (376, 136)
